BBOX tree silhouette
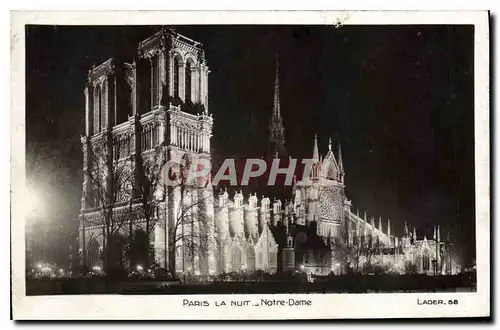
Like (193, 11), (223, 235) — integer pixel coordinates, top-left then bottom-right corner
(127, 148), (216, 277)
(134, 145), (168, 269)
(333, 225), (384, 275)
(82, 133), (134, 270)
(167, 180), (216, 277)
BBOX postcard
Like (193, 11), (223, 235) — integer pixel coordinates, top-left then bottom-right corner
(11, 10), (490, 320)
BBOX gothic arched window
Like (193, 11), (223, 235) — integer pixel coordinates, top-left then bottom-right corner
(173, 55), (181, 100)
(423, 252), (430, 271)
(151, 55), (159, 107)
(94, 84), (101, 133)
(185, 61), (192, 102)
(100, 82), (107, 130)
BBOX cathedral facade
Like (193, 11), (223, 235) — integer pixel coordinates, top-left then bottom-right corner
(78, 28), (457, 278)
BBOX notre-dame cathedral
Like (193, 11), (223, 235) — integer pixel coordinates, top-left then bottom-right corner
(78, 28), (458, 278)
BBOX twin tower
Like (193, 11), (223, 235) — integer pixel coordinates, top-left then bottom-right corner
(79, 28), (216, 275)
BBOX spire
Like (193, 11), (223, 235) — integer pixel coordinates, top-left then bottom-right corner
(370, 217), (375, 228)
(437, 225), (440, 242)
(404, 222), (409, 236)
(338, 143), (344, 172)
(273, 54), (281, 119)
(413, 227), (417, 240)
(269, 55), (286, 157)
(312, 134), (319, 162)
(387, 218), (391, 237)
(378, 217), (382, 232)
(328, 137), (332, 151)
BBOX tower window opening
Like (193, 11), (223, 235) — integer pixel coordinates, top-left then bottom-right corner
(173, 56), (181, 100)
(94, 84), (101, 133)
(423, 253), (430, 271)
(185, 61), (192, 102)
(151, 55), (159, 107)
(100, 83), (106, 130)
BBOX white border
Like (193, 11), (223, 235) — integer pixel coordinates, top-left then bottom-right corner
(10, 10), (490, 319)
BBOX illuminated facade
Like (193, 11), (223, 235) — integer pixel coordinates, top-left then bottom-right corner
(78, 28), (458, 277)
(78, 28), (216, 276)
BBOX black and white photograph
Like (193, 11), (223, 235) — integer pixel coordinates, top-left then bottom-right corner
(11, 11), (490, 319)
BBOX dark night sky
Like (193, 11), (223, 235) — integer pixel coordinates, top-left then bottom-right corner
(26, 25), (475, 265)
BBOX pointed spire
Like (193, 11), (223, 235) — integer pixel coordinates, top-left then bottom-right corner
(437, 225), (440, 242)
(363, 211), (367, 221)
(370, 217), (375, 228)
(338, 143), (344, 172)
(269, 54), (285, 157)
(312, 134), (319, 163)
(378, 217), (382, 232)
(328, 137), (332, 151)
(404, 222), (409, 236)
(273, 54), (281, 119)
(387, 218), (391, 237)
(413, 227), (417, 240)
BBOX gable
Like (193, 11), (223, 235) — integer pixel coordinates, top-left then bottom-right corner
(321, 150), (339, 180)
(256, 227), (278, 250)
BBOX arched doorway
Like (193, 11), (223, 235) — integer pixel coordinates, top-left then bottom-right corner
(86, 235), (101, 268)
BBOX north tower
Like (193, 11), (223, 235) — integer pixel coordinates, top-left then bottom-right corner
(79, 28), (216, 277)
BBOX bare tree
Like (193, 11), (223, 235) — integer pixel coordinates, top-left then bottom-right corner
(83, 134), (134, 269)
(361, 234), (382, 273)
(133, 145), (168, 269)
(330, 226), (353, 274)
(332, 223), (368, 274)
(168, 182), (216, 278)
(348, 235), (364, 273)
(128, 148), (216, 277)
(334, 228), (383, 275)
